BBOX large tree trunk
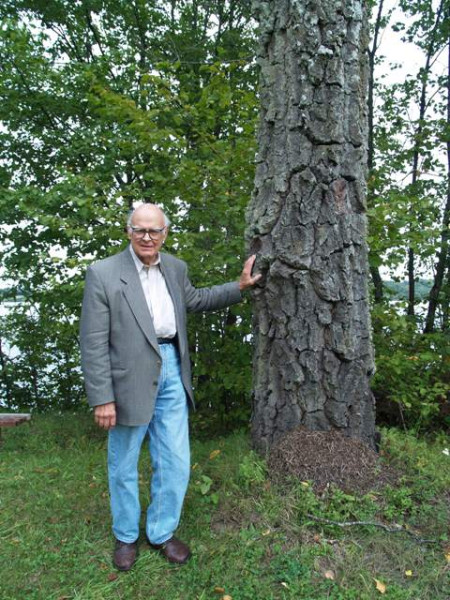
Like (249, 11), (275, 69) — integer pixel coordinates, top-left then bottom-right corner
(247, 0), (376, 452)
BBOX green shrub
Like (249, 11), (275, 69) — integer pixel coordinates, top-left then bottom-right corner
(372, 304), (449, 431)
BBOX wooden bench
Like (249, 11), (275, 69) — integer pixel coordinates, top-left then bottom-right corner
(0, 413), (32, 442)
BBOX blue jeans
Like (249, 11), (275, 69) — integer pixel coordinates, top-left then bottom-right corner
(107, 343), (190, 545)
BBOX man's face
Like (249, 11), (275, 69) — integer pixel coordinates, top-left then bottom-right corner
(128, 207), (167, 265)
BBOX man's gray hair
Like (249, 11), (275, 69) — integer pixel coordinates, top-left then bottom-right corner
(126, 205), (171, 228)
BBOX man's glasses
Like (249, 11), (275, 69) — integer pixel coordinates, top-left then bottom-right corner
(130, 226), (166, 240)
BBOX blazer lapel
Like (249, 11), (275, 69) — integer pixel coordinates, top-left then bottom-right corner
(159, 254), (186, 357)
(120, 249), (160, 355)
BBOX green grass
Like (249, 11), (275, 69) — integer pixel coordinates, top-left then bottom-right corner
(0, 415), (449, 599)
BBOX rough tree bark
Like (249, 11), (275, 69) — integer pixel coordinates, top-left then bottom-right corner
(247, 0), (376, 452)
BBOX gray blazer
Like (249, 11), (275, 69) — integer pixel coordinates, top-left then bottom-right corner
(80, 247), (242, 426)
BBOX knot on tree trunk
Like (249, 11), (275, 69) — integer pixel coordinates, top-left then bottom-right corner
(331, 178), (349, 214)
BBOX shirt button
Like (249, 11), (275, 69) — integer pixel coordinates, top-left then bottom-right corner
(153, 381), (158, 386)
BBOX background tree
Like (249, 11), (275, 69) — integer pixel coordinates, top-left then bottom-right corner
(367, 0), (391, 304)
(0, 0), (258, 426)
(369, 0), (449, 323)
(247, 0), (376, 451)
(424, 0), (450, 333)
(368, 0), (450, 428)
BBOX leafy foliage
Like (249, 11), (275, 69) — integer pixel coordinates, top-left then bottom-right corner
(0, 1), (258, 422)
(367, 0), (450, 428)
(372, 304), (450, 430)
(0, 1), (449, 433)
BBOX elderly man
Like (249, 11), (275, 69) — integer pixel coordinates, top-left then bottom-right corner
(80, 203), (260, 571)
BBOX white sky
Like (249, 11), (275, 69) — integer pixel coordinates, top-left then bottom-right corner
(376, 0), (447, 83)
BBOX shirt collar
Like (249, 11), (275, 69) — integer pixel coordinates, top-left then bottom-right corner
(129, 244), (161, 271)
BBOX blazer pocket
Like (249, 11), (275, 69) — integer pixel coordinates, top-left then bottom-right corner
(111, 366), (127, 376)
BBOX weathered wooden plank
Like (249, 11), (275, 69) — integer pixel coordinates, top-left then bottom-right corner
(0, 413), (32, 427)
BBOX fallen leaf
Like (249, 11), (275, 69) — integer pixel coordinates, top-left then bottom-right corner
(280, 582), (289, 588)
(374, 579), (386, 594)
(262, 529), (271, 536)
(313, 534), (321, 543)
(214, 587), (225, 594)
(445, 552), (450, 563)
(300, 481), (309, 487)
(405, 570), (413, 577)
(221, 596), (232, 600)
(324, 570), (335, 580)
(107, 573), (118, 582)
(209, 449), (221, 460)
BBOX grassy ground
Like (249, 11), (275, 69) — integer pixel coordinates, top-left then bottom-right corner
(0, 414), (448, 600)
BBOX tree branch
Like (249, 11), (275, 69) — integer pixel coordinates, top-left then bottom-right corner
(306, 514), (440, 544)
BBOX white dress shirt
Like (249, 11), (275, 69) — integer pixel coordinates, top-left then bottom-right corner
(129, 245), (177, 339)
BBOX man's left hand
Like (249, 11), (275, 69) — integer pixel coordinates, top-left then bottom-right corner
(239, 255), (262, 291)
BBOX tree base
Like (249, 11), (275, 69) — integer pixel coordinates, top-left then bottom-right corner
(267, 426), (393, 494)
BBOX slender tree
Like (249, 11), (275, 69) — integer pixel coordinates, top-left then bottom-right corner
(247, 0), (376, 451)
(404, 0), (446, 317)
(367, 0), (387, 304)
(424, 3), (450, 332)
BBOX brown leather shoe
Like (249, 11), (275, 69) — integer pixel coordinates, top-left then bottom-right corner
(149, 537), (191, 564)
(113, 539), (138, 571)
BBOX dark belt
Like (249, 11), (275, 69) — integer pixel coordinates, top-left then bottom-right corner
(157, 337), (175, 345)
